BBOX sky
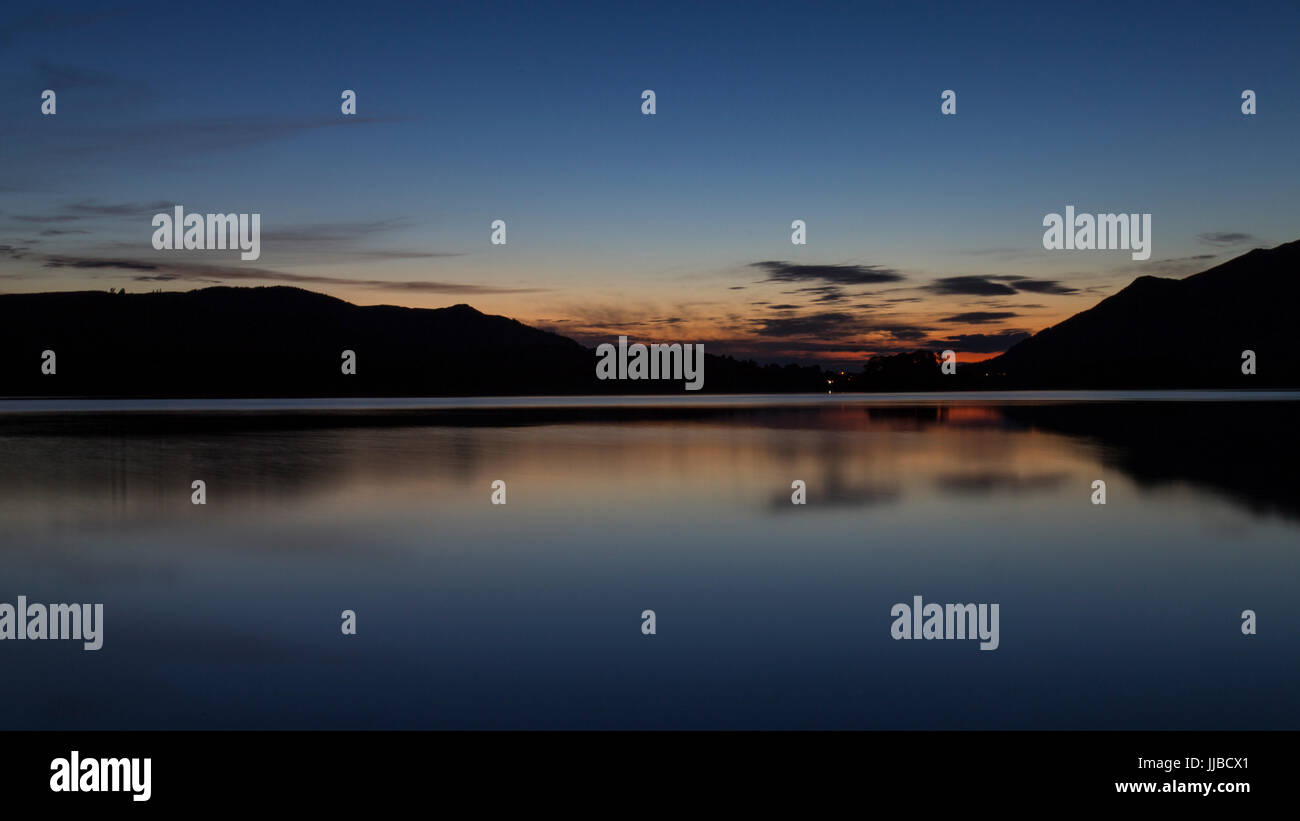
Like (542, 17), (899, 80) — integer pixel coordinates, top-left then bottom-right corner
(1, 0), (1298, 364)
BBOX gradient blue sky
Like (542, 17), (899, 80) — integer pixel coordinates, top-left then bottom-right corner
(2, 0), (1297, 363)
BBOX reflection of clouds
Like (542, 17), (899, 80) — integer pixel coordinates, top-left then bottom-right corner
(0, 403), (1046, 530)
(4, 400), (1289, 534)
(933, 471), (1072, 496)
(0, 426), (493, 531)
(766, 480), (900, 512)
(865, 405), (946, 430)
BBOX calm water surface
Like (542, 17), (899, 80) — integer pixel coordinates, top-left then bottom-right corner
(0, 393), (1296, 729)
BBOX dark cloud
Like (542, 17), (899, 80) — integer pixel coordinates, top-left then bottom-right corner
(718, 338), (893, 356)
(750, 261), (906, 286)
(927, 275), (1078, 296)
(44, 254), (156, 271)
(752, 312), (865, 337)
(926, 276), (1017, 296)
(750, 311), (933, 343)
(939, 311), (1019, 324)
(1197, 232), (1257, 246)
(881, 326), (929, 341)
(1010, 278), (1078, 295)
(44, 256), (157, 271)
(787, 285), (849, 303)
(39, 228), (90, 236)
(930, 330), (1031, 353)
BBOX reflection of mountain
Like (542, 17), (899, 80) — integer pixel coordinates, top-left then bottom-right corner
(996, 401), (1300, 522)
(976, 240), (1300, 388)
(0, 286), (826, 397)
(6, 397), (1293, 522)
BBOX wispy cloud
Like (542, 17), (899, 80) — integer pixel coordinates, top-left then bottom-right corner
(7, 199), (174, 223)
(260, 220), (413, 244)
(9, 211), (461, 263)
(1126, 254), (1217, 276)
(65, 199), (175, 216)
(37, 255), (541, 294)
(1197, 231), (1257, 246)
(11, 214), (83, 224)
(259, 219), (463, 261)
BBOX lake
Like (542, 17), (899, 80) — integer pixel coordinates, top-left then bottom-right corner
(0, 392), (1296, 729)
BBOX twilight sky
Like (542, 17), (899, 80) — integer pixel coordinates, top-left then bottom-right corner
(1, 0), (1297, 364)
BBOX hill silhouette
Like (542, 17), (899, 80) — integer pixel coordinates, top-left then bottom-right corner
(972, 239), (1300, 388)
(2, 241), (1297, 398)
(0, 286), (827, 397)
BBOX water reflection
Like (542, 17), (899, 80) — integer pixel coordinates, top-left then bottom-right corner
(0, 397), (1296, 729)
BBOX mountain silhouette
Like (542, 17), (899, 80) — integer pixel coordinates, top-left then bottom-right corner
(972, 239), (1300, 388)
(3, 241), (1297, 398)
(0, 286), (827, 397)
